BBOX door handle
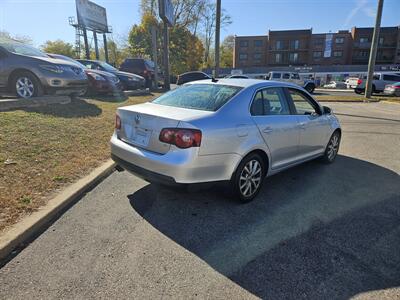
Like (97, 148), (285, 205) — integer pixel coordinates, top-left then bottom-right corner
(263, 127), (273, 133)
(299, 122), (306, 130)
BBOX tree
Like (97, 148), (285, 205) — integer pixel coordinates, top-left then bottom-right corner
(128, 13), (204, 75)
(200, 3), (232, 66)
(0, 31), (32, 44)
(41, 40), (75, 57)
(220, 35), (234, 67)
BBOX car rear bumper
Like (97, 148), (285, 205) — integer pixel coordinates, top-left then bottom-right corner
(110, 132), (241, 184)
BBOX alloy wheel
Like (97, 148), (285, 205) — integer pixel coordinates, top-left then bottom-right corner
(327, 134), (339, 161)
(239, 159), (262, 197)
(16, 77), (34, 98)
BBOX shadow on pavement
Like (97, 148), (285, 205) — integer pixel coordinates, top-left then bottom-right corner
(24, 98), (102, 118)
(128, 155), (400, 299)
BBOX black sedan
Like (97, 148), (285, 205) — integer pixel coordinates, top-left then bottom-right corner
(77, 59), (146, 91)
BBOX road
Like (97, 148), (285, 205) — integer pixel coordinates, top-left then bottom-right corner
(1, 102), (400, 299)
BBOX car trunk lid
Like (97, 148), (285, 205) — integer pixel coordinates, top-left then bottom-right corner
(117, 102), (213, 154)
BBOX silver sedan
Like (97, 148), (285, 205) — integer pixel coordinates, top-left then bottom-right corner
(111, 79), (341, 202)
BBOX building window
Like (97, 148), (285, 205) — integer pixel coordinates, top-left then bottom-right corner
(335, 37), (344, 44)
(313, 39), (324, 46)
(358, 51), (369, 57)
(275, 53), (282, 63)
(291, 40), (300, 49)
(276, 40), (283, 50)
(239, 53), (248, 60)
(333, 51), (343, 57)
(289, 52), (298, 63)
(379, 37), (384, 45)
(313, 51), (322, 58)
(239, 40), (248, 47)
(253, 53), (262, 60)
(360, 37), (369, 44)
(254, 40), (263, 47)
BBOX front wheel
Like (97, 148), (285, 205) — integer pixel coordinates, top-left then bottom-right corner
(231, 153), (265, 203)
(321, 131), (341, 163)
(12, 71), (43, 99)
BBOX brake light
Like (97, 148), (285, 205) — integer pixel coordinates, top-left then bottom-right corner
(357, 79), (362, 85)
(159, 128), (202, 148)
(394, 85), (400, 89)
(115, 114), (121, 129)
(143, 70), (148, 75)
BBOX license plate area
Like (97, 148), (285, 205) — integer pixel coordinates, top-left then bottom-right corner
(130, 126), (152, 147)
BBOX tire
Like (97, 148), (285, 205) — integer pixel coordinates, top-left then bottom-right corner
(354, 88), (364, 94)
(305, 83), (315, 94)
(11, 71), (43, 99)
(321, 131), (341, 164)
(231, 153), (266, 203)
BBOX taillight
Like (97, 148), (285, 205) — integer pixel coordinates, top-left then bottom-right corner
(394, 85), (400, 89)
(357, 79), (362, 85)
(159, 128), (202, 149)
(115, 114), (121, 130)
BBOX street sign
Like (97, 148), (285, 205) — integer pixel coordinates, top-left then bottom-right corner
(158, 0), (174, 26)
(76, 0), (108, 33)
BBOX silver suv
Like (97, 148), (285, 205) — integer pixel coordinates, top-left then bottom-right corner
(265, 71), (316, 93)
(0, 38), (88, 98)
(355, 72), (400, 94)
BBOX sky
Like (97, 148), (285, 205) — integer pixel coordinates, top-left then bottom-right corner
(0, 0), (399, 48)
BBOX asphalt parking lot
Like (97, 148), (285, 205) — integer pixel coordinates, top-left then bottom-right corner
(0, 102), (399, 299)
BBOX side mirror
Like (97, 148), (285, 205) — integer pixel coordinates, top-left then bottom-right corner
(323, 106), (332, 114)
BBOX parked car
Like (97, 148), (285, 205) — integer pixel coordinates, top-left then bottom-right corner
(264, 71), (316, 93)
(111, 79), (341, 202)
(227, 75), (249, 79)
(345, 77), (359, 89)
(0, 37), (87, 98)
(119, 58), (160, 88)
(355, 72), (400, 94)
(323, 81), (347, 89)
(176, 71), (211, 85)
(77, 59), (145, 91)
(383, 82), (400, 96)
(48, 54), (122, 95)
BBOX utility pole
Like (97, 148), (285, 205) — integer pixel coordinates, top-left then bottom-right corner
(82, 28), (90, 59)
(103, 33), (109, 63)
(365, 0), (384, 99)
(214, 0), (221, 78)
(151, 26), (159, 90)
(162, 22), (170, 90)
(93, 31), (99, 60)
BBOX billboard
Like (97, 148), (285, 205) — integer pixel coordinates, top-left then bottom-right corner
(159, 0), (174, 26)
(324, 33), (333, 58)
(76, 0), (108, 32)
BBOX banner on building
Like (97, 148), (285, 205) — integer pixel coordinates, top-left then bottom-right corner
(324, 34), (333, 58)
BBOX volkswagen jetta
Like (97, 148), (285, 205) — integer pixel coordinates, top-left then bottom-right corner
(111, 79), (341, 202)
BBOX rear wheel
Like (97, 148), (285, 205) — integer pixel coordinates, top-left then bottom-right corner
(354, 88), (364, 94)
(321, 131), (341, 163)
(11, 71), (42, 99)
(231, 153), (265, 203)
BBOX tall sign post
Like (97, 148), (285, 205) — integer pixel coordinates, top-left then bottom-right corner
(74, 0), (110, 60)
(151, 26), (159, 90)
(215, 0), (221, 78)
(365, 0), (384, 99)
(159, 0), (174, 91)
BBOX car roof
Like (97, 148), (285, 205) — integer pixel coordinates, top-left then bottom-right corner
(187, 78), (302, 89)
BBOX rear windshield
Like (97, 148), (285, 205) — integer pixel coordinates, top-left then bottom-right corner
(152, 84), (242, 111)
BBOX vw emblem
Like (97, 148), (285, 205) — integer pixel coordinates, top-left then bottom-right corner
(135, 114), (141, 124)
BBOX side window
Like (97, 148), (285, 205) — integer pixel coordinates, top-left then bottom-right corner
(250, 91), (264, 116)
(288, 88), (319, 115)
(262, 88), (290, 115)
(291, 73), (300, 80)
(272, 73), (281, 79)
(383, 74), (400, 81)
(282, 73), (290, 79)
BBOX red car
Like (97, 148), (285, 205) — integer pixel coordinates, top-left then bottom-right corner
(48, 54), (122, 95)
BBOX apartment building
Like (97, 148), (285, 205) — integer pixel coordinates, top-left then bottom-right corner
(233, 26), (400, 68)
(268, 29), (311, 66)
(233, 35), (269, 68)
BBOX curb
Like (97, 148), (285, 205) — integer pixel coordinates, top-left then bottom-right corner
(0, 160), (116, 262)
